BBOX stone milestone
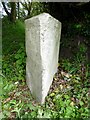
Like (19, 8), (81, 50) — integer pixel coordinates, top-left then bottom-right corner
(25, 13), (61, 104)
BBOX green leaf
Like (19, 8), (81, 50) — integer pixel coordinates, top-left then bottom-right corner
(80, 101), (84, 106)
(50, 93), (55, 97)
(27, 103), (36, 111)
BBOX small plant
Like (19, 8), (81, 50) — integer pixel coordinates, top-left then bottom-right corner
(14, 44), (26, 81)
(11, 100), (23, 118)
(2, 43), (26, 82)
(74, 43), (87, 63)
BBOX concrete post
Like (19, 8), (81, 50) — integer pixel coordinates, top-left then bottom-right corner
(25, 13), (61, 104)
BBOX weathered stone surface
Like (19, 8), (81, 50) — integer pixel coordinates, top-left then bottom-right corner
(25, 13), (61, 104)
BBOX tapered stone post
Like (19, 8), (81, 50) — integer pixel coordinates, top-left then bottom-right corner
(25, 13), (61, 104)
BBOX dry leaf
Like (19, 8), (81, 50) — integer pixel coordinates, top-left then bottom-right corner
(60, 84), (63, 90)
(3, 97), (11, 104)
(61, 71), (72, 78)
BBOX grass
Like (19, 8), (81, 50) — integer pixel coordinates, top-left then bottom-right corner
(1, 17), (90, 119)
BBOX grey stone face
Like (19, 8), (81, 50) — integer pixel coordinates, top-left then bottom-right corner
(25, 13), (61, 104)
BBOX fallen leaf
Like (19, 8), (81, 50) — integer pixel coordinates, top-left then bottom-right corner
(61, 71), (71, 78)
(60, 84), (63, 90)
(3, 97), (11, 104)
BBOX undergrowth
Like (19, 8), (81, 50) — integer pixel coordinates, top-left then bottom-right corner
(1, 17), (90, 119)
